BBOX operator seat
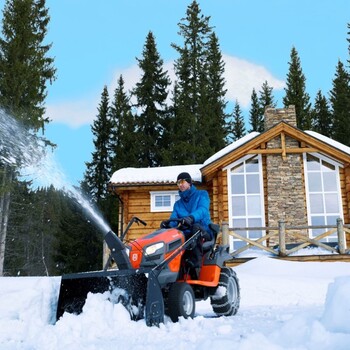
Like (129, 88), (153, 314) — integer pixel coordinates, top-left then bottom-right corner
(202, 223), (220, 253)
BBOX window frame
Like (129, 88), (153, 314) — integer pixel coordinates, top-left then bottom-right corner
(303, 152), (344, 241)
(225, 154), (266, 252)
(150, 191), (179, 212)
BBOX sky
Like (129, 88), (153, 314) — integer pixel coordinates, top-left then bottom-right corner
(0, 256), (350, 349)
(3, 0), (350, 185)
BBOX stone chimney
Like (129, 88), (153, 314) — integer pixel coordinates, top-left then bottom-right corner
(264, 105), (297, 130)
(264, 106), (308, 242)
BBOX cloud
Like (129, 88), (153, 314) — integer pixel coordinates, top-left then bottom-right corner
(222, 54), (285, 107)
(46, 54), (285, 127)
(45, 97), (98, 128)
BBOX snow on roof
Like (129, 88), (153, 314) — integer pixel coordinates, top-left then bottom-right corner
(110, 130), (350, 185)
(203, 132), (260, 166)
(305, 130), (350, 155)
(110, 164), (203, 184)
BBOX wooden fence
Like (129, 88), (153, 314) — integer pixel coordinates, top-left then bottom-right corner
(221, 218), (350, 257)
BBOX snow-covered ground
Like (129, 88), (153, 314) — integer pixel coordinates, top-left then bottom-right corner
(1, 256), (350, 350)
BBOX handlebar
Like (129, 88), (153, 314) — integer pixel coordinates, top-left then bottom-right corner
(121, 216), (147, 241)
(134, 217), (147, 226)
(160, 218), (191, 229)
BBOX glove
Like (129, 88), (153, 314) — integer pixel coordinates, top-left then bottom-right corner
(181, 216), (194, 227)
(160, 220), (169, 228)
(201, 230), (212, 241)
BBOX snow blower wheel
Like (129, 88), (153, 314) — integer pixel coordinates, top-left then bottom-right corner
(210, 267), (240, 316)
(167, 282), (195, 322)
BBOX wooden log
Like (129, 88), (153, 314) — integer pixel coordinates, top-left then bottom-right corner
(337, 218), (346, 254)
(222, 221), (229, 247)
(279, 220), (286, 256)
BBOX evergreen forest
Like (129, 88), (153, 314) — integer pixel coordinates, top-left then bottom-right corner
(0, 0), (350, 276)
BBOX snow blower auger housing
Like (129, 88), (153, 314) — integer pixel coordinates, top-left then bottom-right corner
(56, 217), (240, 326)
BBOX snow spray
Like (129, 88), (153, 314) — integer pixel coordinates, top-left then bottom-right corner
(0, 109), (110, 234)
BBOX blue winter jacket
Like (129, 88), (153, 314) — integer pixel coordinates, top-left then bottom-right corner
(169, 185), (212, 237)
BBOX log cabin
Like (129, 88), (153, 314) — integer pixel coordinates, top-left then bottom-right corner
(109, 106), (350, 261)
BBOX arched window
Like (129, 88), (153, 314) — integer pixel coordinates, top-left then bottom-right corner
(226, 155), (265, 251)
(304, 153), (343, 241)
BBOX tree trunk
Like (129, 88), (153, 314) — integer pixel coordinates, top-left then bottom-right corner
(0, 166), (13, 276)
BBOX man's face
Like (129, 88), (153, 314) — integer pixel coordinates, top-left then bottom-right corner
(177, 179), (191, 192)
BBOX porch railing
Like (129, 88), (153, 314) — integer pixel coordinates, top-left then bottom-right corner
(221, 218), (350, 257)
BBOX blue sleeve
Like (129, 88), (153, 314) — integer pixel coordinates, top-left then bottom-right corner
(168, 202), (180, 227)
(190, 191), (210, 223)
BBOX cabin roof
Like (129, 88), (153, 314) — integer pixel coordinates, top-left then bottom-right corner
(109, 124), (350, 186)
(109, 164), (203, 185)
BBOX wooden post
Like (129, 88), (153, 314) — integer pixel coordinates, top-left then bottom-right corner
(337, 218), (346, 254)
(279, 220), (286, 256)
(221, 221), (229, 248)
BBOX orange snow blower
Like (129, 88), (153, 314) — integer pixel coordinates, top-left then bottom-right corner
(56, 217), (240, 326)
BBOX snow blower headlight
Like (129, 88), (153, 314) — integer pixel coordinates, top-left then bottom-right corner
(145, 242), (164, 255)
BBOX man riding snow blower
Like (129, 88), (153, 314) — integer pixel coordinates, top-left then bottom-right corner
(56, 173), (240, 326)
(161, 172), (213, 277)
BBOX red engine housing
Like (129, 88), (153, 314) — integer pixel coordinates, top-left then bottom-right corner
(127, 228), (185, 272)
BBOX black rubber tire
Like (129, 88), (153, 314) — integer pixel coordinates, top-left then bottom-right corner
(167, 282), (195, 322)
(210, 267), (240, 316)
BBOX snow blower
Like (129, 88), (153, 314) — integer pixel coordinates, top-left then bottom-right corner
(56, 218), (240, 326)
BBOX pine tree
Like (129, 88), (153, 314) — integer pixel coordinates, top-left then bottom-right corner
(204, 32), (228, 151)
(133, 31), (171, 167)
(169, 50), (196, 164)
(259, 80), (276, 113)
(53, 191), (103, 274)
(329, 60), (350, 146)
(249, 88), (263, 132)
(0, 0), (56, 129)
(4, 181), (37, 276)
(83, 86), (112, 205)
(5, 185), (63, 276)
(110, 75), (138, 170)
(0, 0), (56, 276)
(171, 0), (214, 163)
(347, 22), (350, 68)
(229, 101), (246, 142)
(311, 90), (333, 137)
(283, 47), (311, 129)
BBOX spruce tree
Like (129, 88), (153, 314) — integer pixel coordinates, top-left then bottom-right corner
(133, 31), (171, 167)
(259, 80), (276, 113)
(53, 191), (103, 274)
(83, 86), (112, 205)
(204, 32), (228, 151)
(347, 22), (350, 68)
(0, 0), (56, 129)
(249, 88), (263, 132)
(229, 101), (246, 142)
(311, 90), (333, 137)
(283, 47), (311, 129)
(5, 185), (64, 276)
(0, 0), (56, 276)
(110, 75), (138, 170)
(169, 50), (196, 164)
(171, 0), (213, 163)
(329, 60), (350, 146)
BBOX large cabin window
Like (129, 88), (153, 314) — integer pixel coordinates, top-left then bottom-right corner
(150, 191), (179, 212)
(304, 153), (343, 242)
(226, 155), (265, 251)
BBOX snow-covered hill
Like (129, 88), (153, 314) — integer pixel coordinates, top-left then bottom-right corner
(1, 257), (349, 350)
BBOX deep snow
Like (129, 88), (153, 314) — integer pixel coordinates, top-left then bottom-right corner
(0, 256), (349, 350)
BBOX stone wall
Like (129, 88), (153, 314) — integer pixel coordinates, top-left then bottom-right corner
(264, 106), (308, 242)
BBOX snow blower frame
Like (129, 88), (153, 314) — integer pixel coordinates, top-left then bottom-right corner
(56, 217), (240, 326)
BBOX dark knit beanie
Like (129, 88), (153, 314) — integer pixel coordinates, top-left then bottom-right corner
(177, 172), (192, 184)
